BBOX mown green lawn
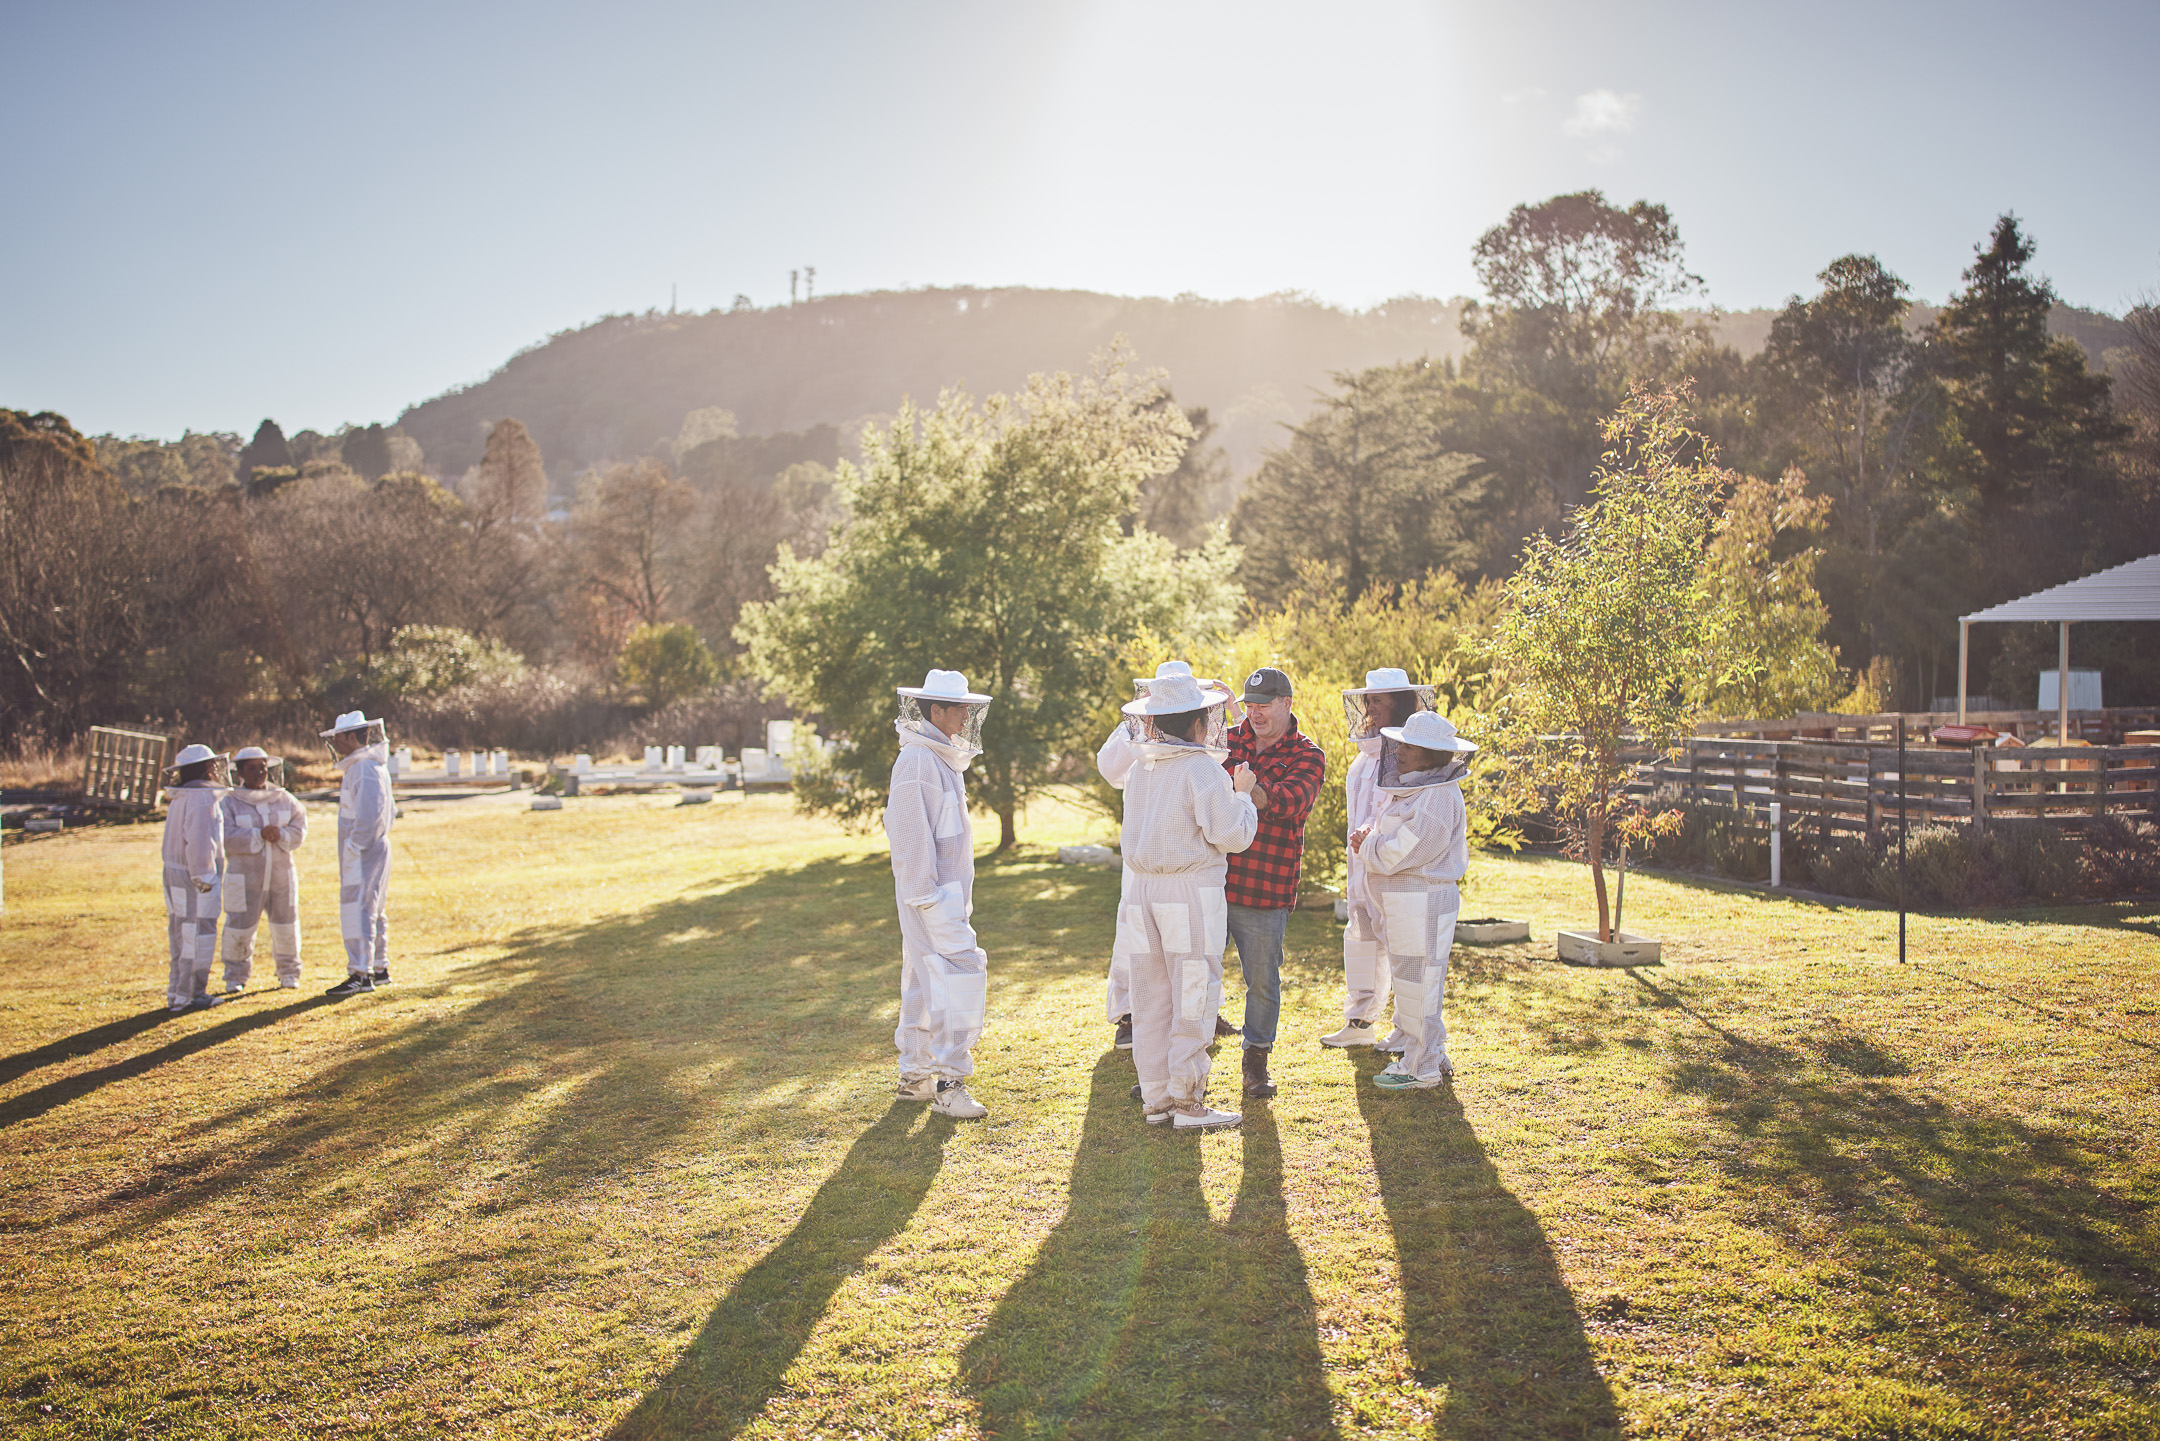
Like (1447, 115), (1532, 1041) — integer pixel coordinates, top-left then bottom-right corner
(1, 790), (2154, 1439)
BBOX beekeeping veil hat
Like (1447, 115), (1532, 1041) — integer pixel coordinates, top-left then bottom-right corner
(1120, 671), (1232, 753)
(232, 745), (285, 789)
(163, 742), (231, 786)
(896, 669), (991, 757)
(1342, 667), (1437, 744)
(319, 710), (387, 756)
(1380, 711), (1477, 755)
(1132, 658), (1234, 703)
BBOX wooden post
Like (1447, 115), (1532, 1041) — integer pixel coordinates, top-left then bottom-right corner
(2058, 620), (2071, 744)
(2095, 745), (2110, 819)
(1866, 746), (1881, 842)
(1972, 746), (1990, 832)
(1897, 729), (1908, 965)
(1958, 620), (1970, 725)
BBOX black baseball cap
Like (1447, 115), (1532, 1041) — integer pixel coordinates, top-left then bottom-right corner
(1241, 666), (1293, 703)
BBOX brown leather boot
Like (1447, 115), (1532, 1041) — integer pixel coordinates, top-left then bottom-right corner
(1241, 1045), (1276, 1097)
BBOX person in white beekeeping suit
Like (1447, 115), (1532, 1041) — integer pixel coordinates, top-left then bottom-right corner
(1321, 669), (1436, 1051)
(1114, 671), (1259, 1130)
(1354, 710), (1476, 1090)
(1095, 660), (1234, 1052)
(159, 744), (230, 1012)
(321, 711), (393, 997)
(217, 746), (309, 993)
(887, 669), (995, 1120)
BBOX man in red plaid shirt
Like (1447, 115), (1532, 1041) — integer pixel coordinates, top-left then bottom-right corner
(1220, 667), (1326, 1098)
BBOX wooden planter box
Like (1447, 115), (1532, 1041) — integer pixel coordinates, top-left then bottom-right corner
(1556, 930), (1663, 967)
(1456, 918), (1530, 944)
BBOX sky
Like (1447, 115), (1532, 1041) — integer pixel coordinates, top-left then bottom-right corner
(5, 0), (2157, 440)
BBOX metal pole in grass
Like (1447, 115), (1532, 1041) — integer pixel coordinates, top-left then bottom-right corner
(1898, 724), (1908, 964)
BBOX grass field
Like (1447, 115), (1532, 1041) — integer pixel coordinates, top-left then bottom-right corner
(1, 789), (2155, 1439)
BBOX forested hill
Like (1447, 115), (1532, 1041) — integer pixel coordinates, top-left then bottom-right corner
(397, 286), (2132, 483)
(398, 289), (1472, 482)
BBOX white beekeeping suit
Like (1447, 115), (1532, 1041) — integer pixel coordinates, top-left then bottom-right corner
(1323, 669), (1435, 1049)
(1095, 661), (1232, 1032)
(886, 669), (994, 1120)
(321, 712), (393, 996)
(159, 744), (229, 1011)
(1361, 711), (1475, 1089)
(219, 747), (309, 991)
(1115, 673), (1256, 1129)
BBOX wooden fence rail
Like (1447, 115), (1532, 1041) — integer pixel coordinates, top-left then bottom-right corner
(1695, 707), (2160, 745)
(1625, 737), (2160, 838)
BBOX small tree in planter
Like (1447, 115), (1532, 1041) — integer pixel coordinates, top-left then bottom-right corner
(1487, 384), (1728, 942)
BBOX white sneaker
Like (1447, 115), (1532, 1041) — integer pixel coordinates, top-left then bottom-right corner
(1145, 1106), (1174, 1125)
(1319, 1019), (1380, 1047)
(1380, 1054), (1411, 1077)
(278, 978), (299, 990)
(1170, 1102), (1240, 1130)
(896, 1075), (937, 1101)
(932, 1081), (987, 1119)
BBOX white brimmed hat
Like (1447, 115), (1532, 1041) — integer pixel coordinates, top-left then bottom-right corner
(1122, 673), (1212, 716)
(1380, 711), (1477, 753)
(1135, 659), (1233, 700)
(234, 746), (272, 762)
(1344, 667), (1418, 694)
(173, 743), (219, 767)
(896, 669), (991, 704)
(319, 710), (382, 738)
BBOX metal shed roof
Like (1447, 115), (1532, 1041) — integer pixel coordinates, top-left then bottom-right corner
(1961, 553), (2160, 624)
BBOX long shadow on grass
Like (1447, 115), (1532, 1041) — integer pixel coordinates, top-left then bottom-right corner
(0, 997), (338, 1131)
(65, 851), (1114, 1254)
(1631, 971), (2160, 1416)
(608, 1100), (953, 1439)
(1353, 1050), (1621, 1439)
(960, 1054), (1337, 1440)
(0, 1007), (177, 1090)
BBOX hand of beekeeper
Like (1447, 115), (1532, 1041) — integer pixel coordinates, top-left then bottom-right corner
(262, 824), (281, 844)
(193, 875), (216, 893)
(1350, 825), (1371, 854)
(1232, 763), (1257, 795)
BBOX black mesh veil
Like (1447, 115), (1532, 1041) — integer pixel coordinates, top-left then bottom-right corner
(898, 695), (988, 754)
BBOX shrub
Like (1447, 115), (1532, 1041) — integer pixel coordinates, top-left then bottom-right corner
(2075, 816), (2160, 896)
(617, 623), (721, 710)
(390, 671), (630, 757)
(374, 625), (524, 698)
(1644, 804), (2141, 906)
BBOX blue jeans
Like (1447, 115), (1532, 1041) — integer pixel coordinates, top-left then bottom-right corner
(1226, 902), (1288, 1049)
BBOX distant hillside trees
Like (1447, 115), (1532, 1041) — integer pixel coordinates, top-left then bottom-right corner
(1136, 403), (1232, 548)
(463, 418), (554, 657)
(1231, 363), (1489, 599)
(1740, 215), (2154, 707)
(1233, 198), (2155, 708)
(1, 412), (149, 740)
(239, 419), (293, 485)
